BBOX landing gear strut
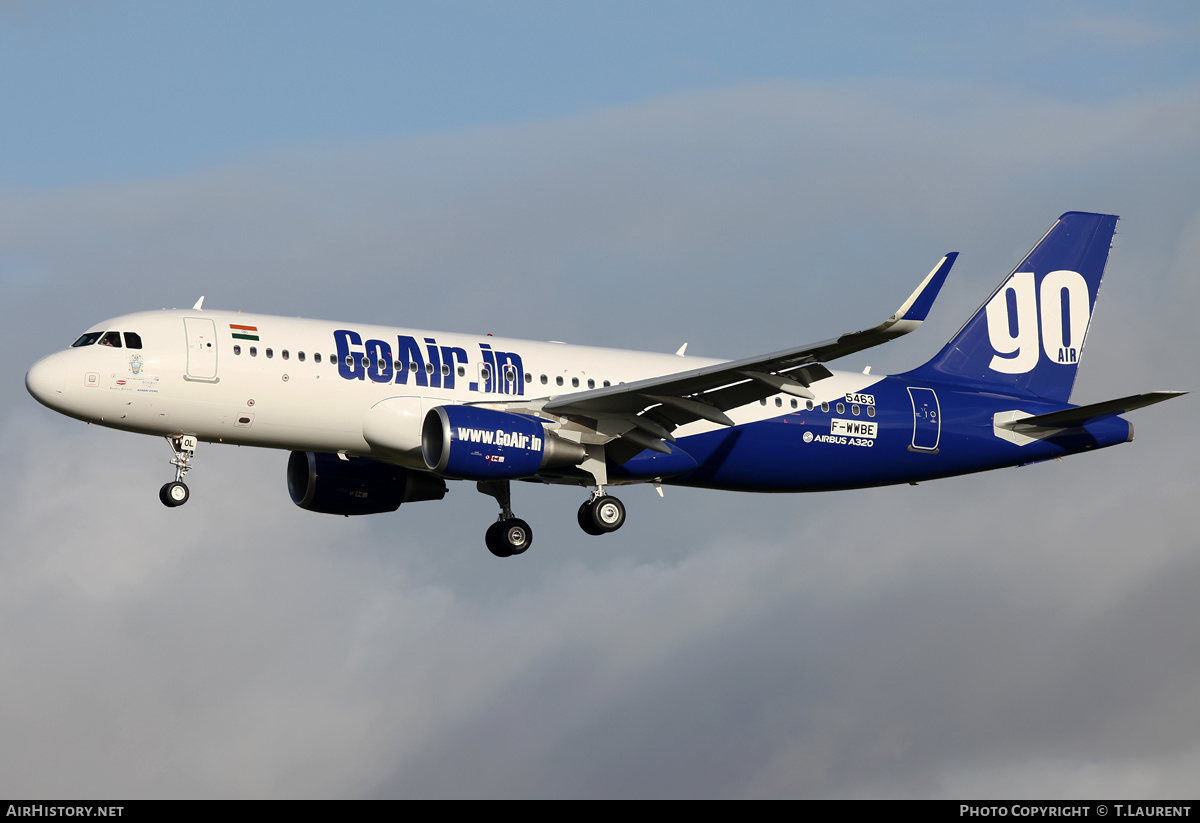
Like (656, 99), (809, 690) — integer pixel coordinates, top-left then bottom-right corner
(160, 434), (196, 508)
(477, 480), (532, 558)
(577, 492), (626, 535)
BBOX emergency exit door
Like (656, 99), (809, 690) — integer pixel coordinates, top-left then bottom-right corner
(907, 387), (940, 452)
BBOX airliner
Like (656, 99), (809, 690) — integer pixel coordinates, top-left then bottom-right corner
(26, 212), (1184, 557)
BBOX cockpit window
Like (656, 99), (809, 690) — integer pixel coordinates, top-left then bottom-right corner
(99, 331), (122, 348)
(72, 332), (103, 347)
(123, 332), (143, 349)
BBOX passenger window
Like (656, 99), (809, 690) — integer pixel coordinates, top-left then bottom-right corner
(480, 367), (491, 380)
(314, 353), (322, 364)
(571, 377), (579, 388)
(250, 347), (258, 357)
(442, 364), (450, 376)
(821, 402), (829, 412)
(233, 345), (241, 355)
(806, 400), (814, 410)
(123, 332), (143, 349)
(282, 350), (289, 361)
(760, 399), (767, 406)
(457, 366), (465, 377)
(266, 348), (274, 359)
(426, 363), (434, 374)
(603, 381), (610, 387)
(852, 404), (860, 416)
(540, 375), (548, 385)
(298, 351), (305, 362)
(867, 406), (875, 417)
(72, 332), (102, 347)
(791, 399), (798, 409)
(775, 397), (782, 407)
(588, 379), (595, 389)
(836, 402), (845, 414)
(99, 331), (122, 347)
(345, 355), (353, 367)
(556, 376), (563, 386)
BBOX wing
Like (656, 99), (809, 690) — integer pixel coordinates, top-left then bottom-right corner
(536, 253), (957, 454)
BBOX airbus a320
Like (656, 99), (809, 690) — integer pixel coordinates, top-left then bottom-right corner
(26, 212), (1184, 557)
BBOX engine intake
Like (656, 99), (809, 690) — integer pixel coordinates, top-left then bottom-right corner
(287, 451), (447, 515)
(422, 405), (585, 480)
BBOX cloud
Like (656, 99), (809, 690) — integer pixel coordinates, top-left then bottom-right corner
(5, 82), (1198, 405)
(7, 405), (1196, 797)
(3, 78), (1199, 797)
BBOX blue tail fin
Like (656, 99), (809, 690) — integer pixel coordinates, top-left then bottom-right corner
(908, 212), (1118, 402)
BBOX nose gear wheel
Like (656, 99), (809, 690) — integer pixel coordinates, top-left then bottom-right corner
(159, 481), (190, 507)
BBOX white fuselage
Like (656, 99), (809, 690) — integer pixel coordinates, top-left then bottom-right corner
(27, 308), (879, 475)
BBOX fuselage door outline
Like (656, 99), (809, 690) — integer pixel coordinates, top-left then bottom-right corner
(183, 317), (219, 383)
(907, 386), (940, 452)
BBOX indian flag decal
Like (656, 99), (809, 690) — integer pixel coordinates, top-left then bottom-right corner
(230, 323), (259, 341)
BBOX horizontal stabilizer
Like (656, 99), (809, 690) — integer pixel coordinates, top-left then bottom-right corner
(1001, 391), (1187, 430)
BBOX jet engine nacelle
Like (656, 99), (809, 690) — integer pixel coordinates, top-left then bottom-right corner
(287, 451), (448, 515)
(422, 405), (586, 480)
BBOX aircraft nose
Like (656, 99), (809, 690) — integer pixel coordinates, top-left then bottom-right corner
(26, 354), (67, 409)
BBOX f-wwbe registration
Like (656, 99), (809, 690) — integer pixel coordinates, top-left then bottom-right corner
(831, 419), (877, 438)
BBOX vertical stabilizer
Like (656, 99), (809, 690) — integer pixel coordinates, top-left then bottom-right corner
(908, 212), (1118, 402)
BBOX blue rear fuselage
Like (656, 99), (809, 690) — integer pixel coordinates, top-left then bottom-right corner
(660, 373), (1132, 492)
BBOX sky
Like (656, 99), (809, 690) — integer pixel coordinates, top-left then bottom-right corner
(2, 0), (1199, 799)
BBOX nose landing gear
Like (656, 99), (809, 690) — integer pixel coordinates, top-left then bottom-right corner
(160, 434), (197, 508)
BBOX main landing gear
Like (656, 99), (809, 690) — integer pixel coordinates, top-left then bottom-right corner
(477, 480), (532, 558)
(577, 493), (626, 536)
(159, 434), (197, 508)
(574, 445), (626, 537)
(475, 480), (627, 558)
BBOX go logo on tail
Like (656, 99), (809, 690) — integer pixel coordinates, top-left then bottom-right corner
(985, 270), (1090, 374)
